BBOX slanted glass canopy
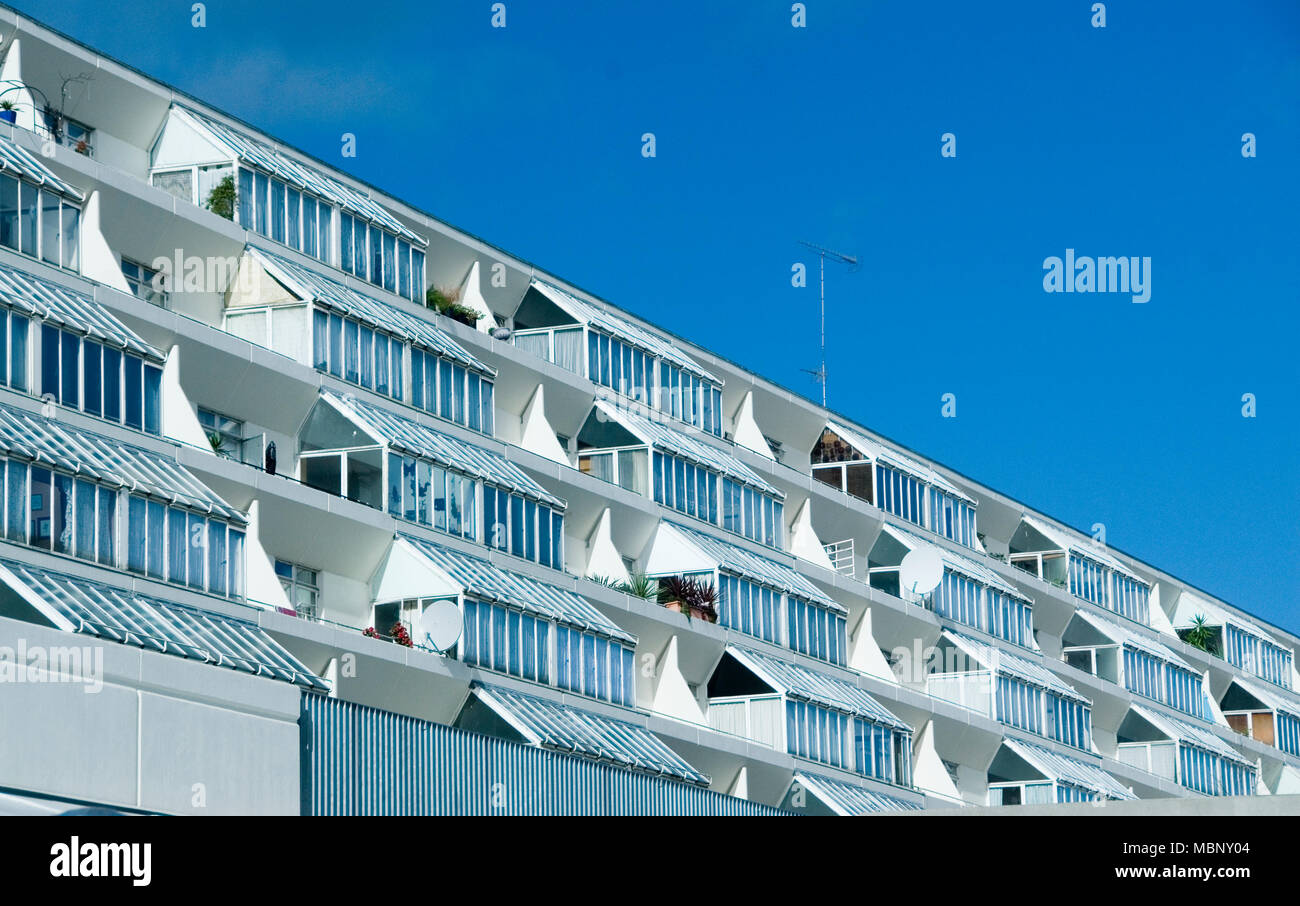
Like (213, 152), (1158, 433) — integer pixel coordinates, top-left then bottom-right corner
(378, 535), (635, 707)
(154, 105), (426, 301)
(578, 400), (784, 549)
(988, 738), (1135, 805)
(300, 394), (566, 569)
(0, 559), (327, 691)
(1062, 610), (1205, 718)
(1221, 677), (1300, 757)
(1009, 515), (1151, 624)
(868, 523), (1034, 648)
(0, 259), (166, 435)
(929, 630), (1092, 751)
(513, 279), (724, 436)
(647, 520), (846, 664)
(708, 646), (913, 786)
(785, 772), (925, 815)
(811, 421), (978, 549)
(1173, 591), (1294, 690)
(1116, 705), (1256, 796)
(457, 683), (710, 786)
(0, 134), (83, 273)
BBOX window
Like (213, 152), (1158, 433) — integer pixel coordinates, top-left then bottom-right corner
(276, 560), (320, 619)
(0, 176), (79, 271)
(121, 258), (167, 306)
(198, 408), (245, 460)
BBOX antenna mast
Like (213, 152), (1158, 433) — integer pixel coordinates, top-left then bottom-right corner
(798, 240), (858, 408)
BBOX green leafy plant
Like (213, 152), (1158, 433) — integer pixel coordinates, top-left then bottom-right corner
(205, 174), (236, 220)
(427, 285), (478, 326)
(1182, 614), (1220, 655)
(208, 432), (226, 454)
(0, 100), (14, 112)
(618, 572), (657, 600)
(657, 575), (718, 623)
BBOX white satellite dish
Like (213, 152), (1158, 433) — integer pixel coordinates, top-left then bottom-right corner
(899, 547), (944, 597)
(419, 599), (464, 652)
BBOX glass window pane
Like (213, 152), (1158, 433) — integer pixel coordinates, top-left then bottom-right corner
(83, 341), (102, 417)
(124, 355), (143, 430)
(102, 347), (120, 420)
(9, 316), (27, 392)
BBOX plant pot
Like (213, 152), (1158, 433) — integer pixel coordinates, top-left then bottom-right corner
(663, 600), (684, 614)
(448, 309), (478, 328)
(690, 605), (717, 623)
(0, 111), (16, 124)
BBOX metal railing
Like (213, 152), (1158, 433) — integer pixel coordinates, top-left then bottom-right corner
(824, 538), (855, 577)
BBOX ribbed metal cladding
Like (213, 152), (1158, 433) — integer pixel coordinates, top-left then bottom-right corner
(301, 694), (790, 816)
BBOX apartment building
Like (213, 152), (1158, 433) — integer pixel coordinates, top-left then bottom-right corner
(0, 5), (1295, 816)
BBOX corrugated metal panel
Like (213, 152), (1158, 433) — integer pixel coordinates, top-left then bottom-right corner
(530, 279), (718, 384)
(400, 535), (633, 643)
(0, 133), (85, 201)
(0, 403), (244, 522)
(826, 420), (974, 503)
(0, 260), (163, 361)
(1001, 738), (1135, 800)
(792, 772), (925, 815)
(300, 694), (790, 816)
(0, 559), (328, 691)
(251, 248), (490, 376)
(328, 393), (563, 509)
(594, 399), (777, 496)
(666, 521), (843, 612)
(943, 630), (1089, 704)
(727, 646), (911, 731)
(174, 105), (425, 245)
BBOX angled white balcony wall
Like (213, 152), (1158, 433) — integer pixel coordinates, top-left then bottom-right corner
(1009, 515), (1152, 626)
(152, 105), (427, 303)
(1116, 704), (1257, 797)
(511, 279), (725, 437)
(810, 420), (980, 550)
(732, 391), (774, 459)
(373, 535), (636, 709)
(987, 738), (1134, 806)
(577, 398), (785, 550)
(789, 498), (834, 570)
(455, 682), (710, 786)
(516, 383), (568, 465)
(708, 645), (914, 788)
(297, 392), (565, 571)
(1173, 589), (1295, 690)
(646, 520), (847, 666)
(869, 523), (1035, 649)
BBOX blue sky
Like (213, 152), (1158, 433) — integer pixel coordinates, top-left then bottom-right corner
(15, 0), (1299, 629)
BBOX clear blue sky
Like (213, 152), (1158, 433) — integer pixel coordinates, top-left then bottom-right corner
(15, 0), (1299, 630)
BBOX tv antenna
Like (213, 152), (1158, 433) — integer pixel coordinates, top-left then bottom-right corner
(798, 240), (858, 408)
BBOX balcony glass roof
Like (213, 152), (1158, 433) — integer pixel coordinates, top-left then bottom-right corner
(173, 105), (425, 245)
(0, 133), (84, 201)
(1072, 609), (1194, 672)
(825, 420), (973, 503)
(1129, 704), (1252, 764)
(399, 535), (633, 643)
(1001, 738), (1135, 800)
(661, 521), (842, 613)
(726, 645), (910, 730)
(1019, 515), (1146, 584)
(0, 559), (327, 691)
(943, 630), (1089, 704)
(529, 279), (718, 384)
(591, 400), (778, 497)
(0, 261), (163, 361)
(0, 404), (244, 522)
(322, 393), (563, 508)
(250, 247), (491, 377)
(878, 523), (1028, 602)
(792, 772), (925, 815)
(469, 683), (709, 785)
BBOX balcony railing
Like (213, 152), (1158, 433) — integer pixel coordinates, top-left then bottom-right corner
(926, 671), (993, 717)
(824, 538), (855, 577)
(707, 694), (783, 750)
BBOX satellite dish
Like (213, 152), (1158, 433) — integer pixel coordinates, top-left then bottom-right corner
(419, 599), (464, 652)
(899, 548), (944, 597)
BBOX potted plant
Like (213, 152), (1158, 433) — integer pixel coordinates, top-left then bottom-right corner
(204, 174), (237, 220)
(427, 285), (479, 327)
(0, 101), (15, 125)
(1180, 614), (1220, 656)
(658, 575), (718, 623)
(389, 622), (414, 648)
